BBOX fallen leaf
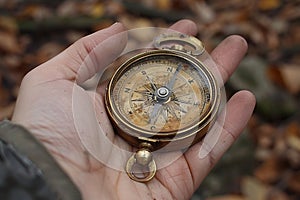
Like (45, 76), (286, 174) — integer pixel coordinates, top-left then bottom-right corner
(241, 176), (268, 200)
(155, 0), (172, 11)
(279, 2), (300, 21)
(18, 4), (52, 20)
(254, 156), (285, 183)
(266, 31), (280, 50)
(285, 148), (300, 168)
(105, 1), (125, 16)
(258, 0), (281, 11)
(268, 64), (300, 94)
(287, 171), (300, 193)
(57, 1), (78, 17)
(191, 1), (215, 23)
(279, 64), (300, 95)
(255, 147), (272, 161)
(0, 16), (18, 34)
(2, 55), (22, 69)
(255, 124), (276, 148)
(120, 17), (154, 42)
(0, 31), (21, 53)
(283, 122), (300, 167)
(267, 65), (285, 89)
(90, 3), (105, 17)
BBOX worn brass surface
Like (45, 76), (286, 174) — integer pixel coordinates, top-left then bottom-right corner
(105, 33), (220, 182)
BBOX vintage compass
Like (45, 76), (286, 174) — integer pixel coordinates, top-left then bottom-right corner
(105, 33), (221, 182)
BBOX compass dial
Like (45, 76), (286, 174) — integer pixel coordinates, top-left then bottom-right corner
(106, 50), (219, 143)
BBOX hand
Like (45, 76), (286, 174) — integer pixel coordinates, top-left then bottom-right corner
(12, 20), (256, 200)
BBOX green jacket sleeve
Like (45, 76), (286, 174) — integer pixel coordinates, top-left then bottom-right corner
(0, 120), (82, 200)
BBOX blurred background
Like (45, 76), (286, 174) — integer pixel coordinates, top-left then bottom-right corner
(0, 0), (299, 199)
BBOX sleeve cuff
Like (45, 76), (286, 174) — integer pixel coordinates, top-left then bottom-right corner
(0, 120), (82, 200)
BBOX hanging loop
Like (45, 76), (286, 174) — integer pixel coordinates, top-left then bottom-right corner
(126, 147), (156, 182)
(153, 33), (205, 56)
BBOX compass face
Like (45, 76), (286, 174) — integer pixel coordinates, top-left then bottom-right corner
(106, 50), (219, 140)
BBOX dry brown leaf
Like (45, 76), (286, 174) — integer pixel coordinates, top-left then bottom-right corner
(191, 1), (215, 23)
(105, 1), (125, 16)
(121, 16), (153, 29)
(2, 55), (22, 69)
(274, 135), (287, 156)
(285, 122), (300, 150)
(0, 16), (18, 34)
(18, 4), (52, 20)
(258, 0), (281, 11)
(90, 3), (105, 17)
(266, 31), (280, 50)
(268, 65), (300, 94)
(57, 1), (78, 16)
(155, 0), (172, 10)
(119, 17), (154, 42)
(279, 64), (300, 95)
(241, 176), (268, 200)
(289, 24), (300, 44)
(255, 124), (276, 148)
(254, 156), (285, 183)
(287, 171), (300, 193)
(79, 2), (104, 17)
(279, 2), (300, 21)
(0, 31), (21, 53)
(285, 148), (300, 168)
(267, 66), (285, 89)
(255, 147), (272, 161)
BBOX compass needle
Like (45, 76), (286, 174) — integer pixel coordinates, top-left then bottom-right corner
(166, 63), (183, 91)
(166, 104), (180, 120)
(145, 74), (157, 91)
(173, 82), (187, 91)
(173, 102), (188, 113)
(174, 98), (193, 105)
(161, 106), (169, 122)
(149, 103), (162, 125)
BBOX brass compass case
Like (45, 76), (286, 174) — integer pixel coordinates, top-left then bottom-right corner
(105, 33), (221, 182)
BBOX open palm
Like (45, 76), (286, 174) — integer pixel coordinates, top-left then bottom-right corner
(12, 20), (255, 200)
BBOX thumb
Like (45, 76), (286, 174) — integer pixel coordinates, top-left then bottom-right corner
(29, 23), (127, 84)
